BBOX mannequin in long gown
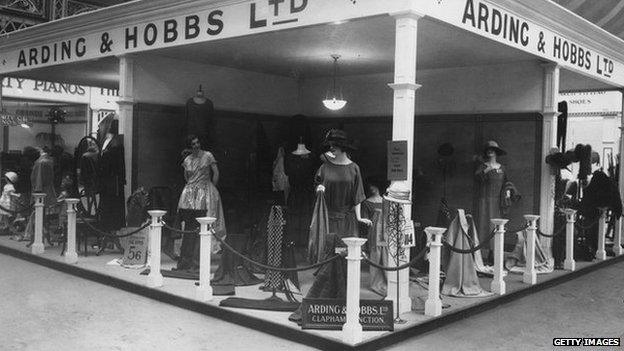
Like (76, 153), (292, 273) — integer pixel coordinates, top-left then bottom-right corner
(284, 141), (315, 246)
(186, 85), (215, 149)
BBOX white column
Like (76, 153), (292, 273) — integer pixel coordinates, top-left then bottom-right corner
(490, 219), (508, 295)
(64, 199), (80, 264)
(596, 208), (607, 261)
(117, 55), (134, 204)
(342, 237), (366, 345)
(563, 209), (577, 271)
(31, 193), (46, 254)
(539, 64), (560, 258)
(424, 227), (445, 317)
(523, 215), (539, 285)
(146, 210), (166, 288)
(386, 7), (423, 315)
(197, 217), (216, 301)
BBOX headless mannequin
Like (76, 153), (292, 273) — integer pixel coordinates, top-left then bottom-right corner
(193, 85), (207, 105)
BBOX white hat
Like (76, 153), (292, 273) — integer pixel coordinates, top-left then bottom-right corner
(4, 172), (17, 184)
(383, 182), (411, 204)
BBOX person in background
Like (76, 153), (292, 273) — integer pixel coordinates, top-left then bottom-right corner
(0, 172), (18, 235)
(360, 177), (388, 296)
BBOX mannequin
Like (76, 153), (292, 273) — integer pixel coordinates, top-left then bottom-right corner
(176, 134), (226, 271)
(284, 138), (315, 246)
(289, 129), (369, 323)
(475, 140), (510, 262)
(98, 119), (126, 253)
(186, 85), (215, 149)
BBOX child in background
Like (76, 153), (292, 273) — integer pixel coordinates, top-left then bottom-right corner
(0, 172), (18, 234)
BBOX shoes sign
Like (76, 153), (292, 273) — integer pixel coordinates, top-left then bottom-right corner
(301, 298), (394, 331)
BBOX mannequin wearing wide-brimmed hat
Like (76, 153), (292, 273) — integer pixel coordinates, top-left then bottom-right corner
(474, 141), (509, 260)
(289, 129), (369, 323)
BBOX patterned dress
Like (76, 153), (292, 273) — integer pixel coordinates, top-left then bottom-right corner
(475, 164), (507, 251)
(178, 150), (226, 238)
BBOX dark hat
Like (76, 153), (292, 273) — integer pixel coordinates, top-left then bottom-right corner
(322, 129), (356, 151)
(483, 140), (506, 156)
(437, 142), (454, 157)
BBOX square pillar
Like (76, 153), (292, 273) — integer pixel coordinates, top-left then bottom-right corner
(117, 55), (134, 203)
(386, 6), (424, 316)
(617, 91), (624, 256)
(539, 63), (560, 266)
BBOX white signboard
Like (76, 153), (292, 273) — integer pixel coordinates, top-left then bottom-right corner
(415, 0), (624, 86)
(0, 0), (406, 74)
(560, 90), (622, 114)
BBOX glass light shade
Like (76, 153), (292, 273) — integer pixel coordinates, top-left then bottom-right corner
(322, 98), (347, 111)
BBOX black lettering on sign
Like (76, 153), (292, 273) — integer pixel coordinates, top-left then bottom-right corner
(41, 45), (50, 64)
(144, 23), (158, 46)
(61, 40), (71, 60)
(291, 0), (307, 13)
(269, 0), (285, 16)
(185, 15), (200, 39)
(250, 3), (267, 28)
(126, 26), (138, 49)
(164, 19), (178, 43)
(462, 0), (531, 47)
(29, 48), (38, 66)
(76, 37), (86, 57)
(207, 10), (224, 35)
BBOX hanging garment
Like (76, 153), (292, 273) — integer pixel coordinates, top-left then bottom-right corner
(284, 152), (315, 246)
(361, 200), (387, 296)
(308, 191), (329, 264)
(99, 135), (126, 231)
(557, 101), (568, 152)
(185, 97), (215, 148)
(441, 209), (492, 298)
(504, 231), (554, 274)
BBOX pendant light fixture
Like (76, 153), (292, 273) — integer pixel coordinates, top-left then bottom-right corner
(322, 54), (347, 111)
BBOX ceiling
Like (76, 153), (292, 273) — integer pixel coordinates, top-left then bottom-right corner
(154, 15), (536, 79)
(552, 0), (624, 40)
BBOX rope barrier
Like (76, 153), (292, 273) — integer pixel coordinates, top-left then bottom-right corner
(537, 225), (566, 238)
(442, 228), (498, 254)
(76, 210), (150, 238)
(162, 222), (200, 235)
(506, 224), (530, 234)
(214, 233), (343, 272)
(363, 245), (429, 271)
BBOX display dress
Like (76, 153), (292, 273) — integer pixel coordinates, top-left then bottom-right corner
(186, 97), (214, 148)
(24, 152), (57, 241)
(361, 199), (387, 296)
(289, 160), (365, 323)
(475, 164), (507, 252)
(177, 150), (226, 270)
(284, 152), (315, 246)
(99, 135), (126, 231)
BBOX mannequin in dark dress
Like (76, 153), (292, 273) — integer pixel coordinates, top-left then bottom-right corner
(98, 119), (126, 253)
(284, 141), (315, 246)
(186, 86), (215, 149)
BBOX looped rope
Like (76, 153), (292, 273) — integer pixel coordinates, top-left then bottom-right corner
(506, 224), (530, 234)
(363, 245), (429, 271)
(213, 233), (343, 272)
(76, 210), (150, 238)
(575, 220), (600, 231)
(537, 225), (566, 238)
(442, 227), (498, 254)
(162, 222), (199, 235)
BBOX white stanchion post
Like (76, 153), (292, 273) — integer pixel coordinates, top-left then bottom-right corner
(64, 199), (80, 264)
(490, 219), (508, 295)
(615, 217), (624, 256)
(563, 209), (577, 271)
(197, 217), (216, 301)
(342, 237), (367, 345)
(31, 193), (46, 254)
(523, 215), (539, 285)
(596, 208), (608, 261)
(424, 227), (445, 317)
(146, 210), (166, 288)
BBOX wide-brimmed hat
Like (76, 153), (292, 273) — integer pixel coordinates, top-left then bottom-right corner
(322, 129), (356, 151)
(383, 182), (411, 204)
(4, 172), (17, 184)
(483, 140), (506, 156)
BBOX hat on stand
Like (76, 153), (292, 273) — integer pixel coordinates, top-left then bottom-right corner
(292, 137), (311, 155)
(383, 182), (411, 204)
